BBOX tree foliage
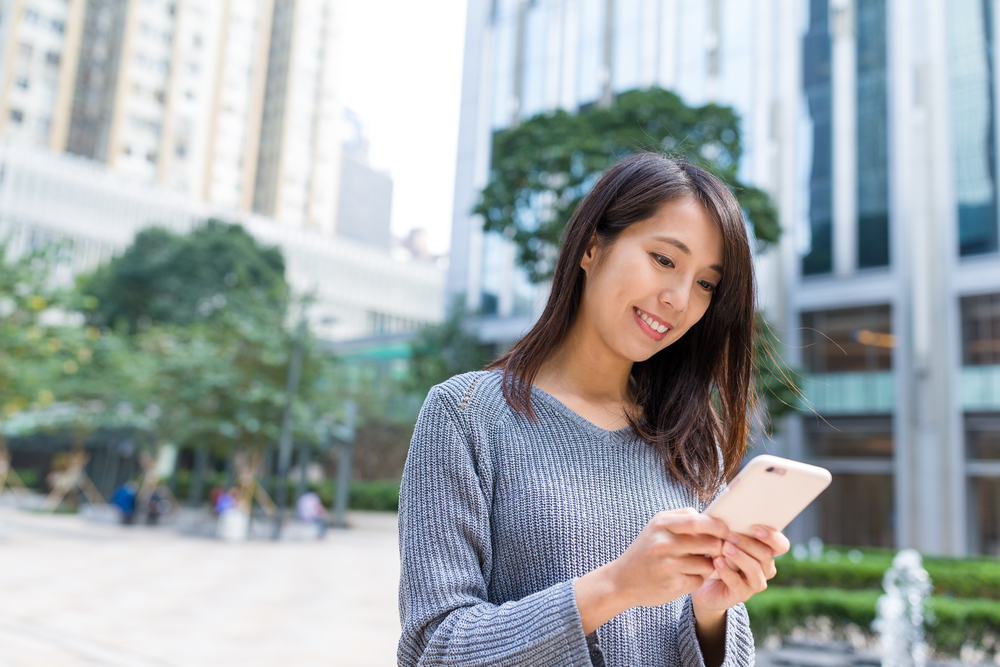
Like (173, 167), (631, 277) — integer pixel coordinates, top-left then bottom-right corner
(474, 87), (781, 283)
(407, 297), (493, 398)
(79, 219), (288, 332)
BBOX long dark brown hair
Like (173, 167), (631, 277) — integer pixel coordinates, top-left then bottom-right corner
(487, 152), (756, 500)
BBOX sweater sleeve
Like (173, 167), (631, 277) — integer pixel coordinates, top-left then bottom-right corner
(676, 596), (756, 667)
(397, 386), (593, 667)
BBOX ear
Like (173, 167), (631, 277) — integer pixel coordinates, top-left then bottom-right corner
(580, 234), (599, 274)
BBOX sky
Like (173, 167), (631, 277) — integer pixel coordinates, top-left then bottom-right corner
(339, 0), (469, 256)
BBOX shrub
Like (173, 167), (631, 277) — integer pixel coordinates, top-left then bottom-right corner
(746, 586), (1000, 657)
(773, 549), (1000, 600)
(308, 479), (399, 512)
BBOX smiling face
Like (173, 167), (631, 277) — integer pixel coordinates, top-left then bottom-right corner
(577, 196), (725, 364)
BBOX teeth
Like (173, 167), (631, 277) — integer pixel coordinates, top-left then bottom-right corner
(636, 308), (668, 334)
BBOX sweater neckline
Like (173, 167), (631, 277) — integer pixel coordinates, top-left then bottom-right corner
(527, 382), (635, 440)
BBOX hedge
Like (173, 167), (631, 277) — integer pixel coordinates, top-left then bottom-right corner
(746, 586), (1000, 656)
(172, 471), (400, 512)
(308, 479), (400, 512)
(773, 550), (1000, 600)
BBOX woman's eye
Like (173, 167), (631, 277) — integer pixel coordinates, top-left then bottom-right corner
(699, 280), (717, 294)
(652, 253), (673, 267)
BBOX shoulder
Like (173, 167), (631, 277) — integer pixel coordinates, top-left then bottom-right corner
(424, 369), (512, 423)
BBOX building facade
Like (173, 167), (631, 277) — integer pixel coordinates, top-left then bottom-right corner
(450, 0), (1000, 556)
(0, 0), (346, 235)
(0, 144), (442, 342)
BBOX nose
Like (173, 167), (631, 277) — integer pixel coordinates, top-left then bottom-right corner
(660, 281), (690, 314)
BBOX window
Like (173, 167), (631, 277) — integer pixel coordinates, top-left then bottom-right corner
(9, 109), (24, 124)
(948, 0), (998, 255)
(856, 0), (890, 268)
(801, 305), (893, 373)
(50, 19), (64, 34)
(962, 293), (1000, 365)
(18, 43), (33, 62)
(802, 0), (833, 275)
(967, 416), (1000, 459)
(969, 477), (1000, 555)
(24, 9), (39, 24)
(818, 473), (895, 547)
(14, 77), (28, 90)
(45, 51), (60, 66)
(806, 416), (894, 458)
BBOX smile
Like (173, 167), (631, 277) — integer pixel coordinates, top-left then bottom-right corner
(634, 307), (672, 340)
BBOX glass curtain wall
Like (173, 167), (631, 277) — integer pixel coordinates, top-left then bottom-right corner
(856, 0), (890, 268)
(961, 295), (1000, 554)
(802, 0), (833, 275)
(801, 305), (895, 547)
(948, 0), (999, 256)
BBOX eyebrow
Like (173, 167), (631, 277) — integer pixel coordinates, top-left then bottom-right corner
(653, 235), (724, 275)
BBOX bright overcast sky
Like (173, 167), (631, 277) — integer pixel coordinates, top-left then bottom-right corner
(339, 0), (469, 256)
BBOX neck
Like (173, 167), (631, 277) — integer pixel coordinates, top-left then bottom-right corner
(535, 313), (634, 406)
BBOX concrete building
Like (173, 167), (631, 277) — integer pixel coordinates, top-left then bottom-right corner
(1, 0), (342, 233)
(252, 0), (341, 235)
(0, 0), (86, 150)
(450, 0), (1000, 556)
(337, 109), (392, 249)
(0, 143), (443, 342)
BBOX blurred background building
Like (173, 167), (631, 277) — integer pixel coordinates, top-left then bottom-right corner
(0, 0), (439, 340)
(450, 0), (1000, 557)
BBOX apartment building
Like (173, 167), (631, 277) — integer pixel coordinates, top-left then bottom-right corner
(0, 0), (343, 232)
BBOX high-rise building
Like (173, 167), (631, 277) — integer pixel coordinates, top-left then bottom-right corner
(451, 0), (1000, 556)
(253, 0), (341, 234)
(0, 0), (86, 151)
(0, 0), (343, 232)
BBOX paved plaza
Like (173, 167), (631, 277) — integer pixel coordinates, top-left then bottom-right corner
(0, 506), (401, 667)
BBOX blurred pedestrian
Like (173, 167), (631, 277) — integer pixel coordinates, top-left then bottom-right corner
(398, 154), (790, 666)
(111, 481), (138, 525)
(296, 490), (328, 538)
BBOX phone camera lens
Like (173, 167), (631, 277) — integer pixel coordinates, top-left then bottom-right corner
(766, 466), (774, 472)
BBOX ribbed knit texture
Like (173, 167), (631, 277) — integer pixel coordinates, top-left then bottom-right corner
(398, 370), (756, 666)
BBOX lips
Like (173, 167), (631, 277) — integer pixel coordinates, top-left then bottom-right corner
(633, 307), (672, 341)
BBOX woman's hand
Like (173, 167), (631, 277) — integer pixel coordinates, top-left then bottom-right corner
(575, 508), (728, 634)
(690, 525), (790, 613)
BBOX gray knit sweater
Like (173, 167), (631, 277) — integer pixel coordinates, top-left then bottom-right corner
(398, 370), (756, 666)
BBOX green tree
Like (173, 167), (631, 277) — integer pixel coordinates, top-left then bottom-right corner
(475, 87), (780, 282)
(407, 297), (493, 398)
(79, 219), (288, 332)
(474, 87), (801, 425)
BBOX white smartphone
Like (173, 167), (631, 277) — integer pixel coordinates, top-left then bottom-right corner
(704, 454), (832, 537)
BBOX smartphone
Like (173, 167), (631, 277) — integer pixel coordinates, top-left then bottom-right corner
(704, 454), (832, 537)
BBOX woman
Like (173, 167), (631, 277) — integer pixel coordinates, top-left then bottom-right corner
(398, 153), (789, 666)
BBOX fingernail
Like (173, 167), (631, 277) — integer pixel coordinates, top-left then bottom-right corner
(755, 526), (768, 540)
(726, 533), (739, 545)
(724, 542), (737, 555)
(715, 557), (724, 570)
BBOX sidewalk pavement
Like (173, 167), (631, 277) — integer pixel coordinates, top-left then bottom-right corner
(0, 507), (401, 667)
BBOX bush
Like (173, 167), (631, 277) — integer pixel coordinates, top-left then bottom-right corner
(13, 467), (41, 489)
(173, 468), (230, 503)
(773, 549), (1000, 600)
(746, 587), (1000, 657)
(309, 479), (400, 512)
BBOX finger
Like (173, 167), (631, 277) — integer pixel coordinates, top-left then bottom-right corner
(724, 533), (773, 567)
(714, 556), (752, 597)
(673, 533), (725, 557)
(722, 542), (768, 592)
(751, 525), (791, 557)
(673, 555), (717, 578)
(661, 510), (729, 539)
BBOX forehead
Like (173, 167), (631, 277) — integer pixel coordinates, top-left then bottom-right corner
(624, 198), (724, 258)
